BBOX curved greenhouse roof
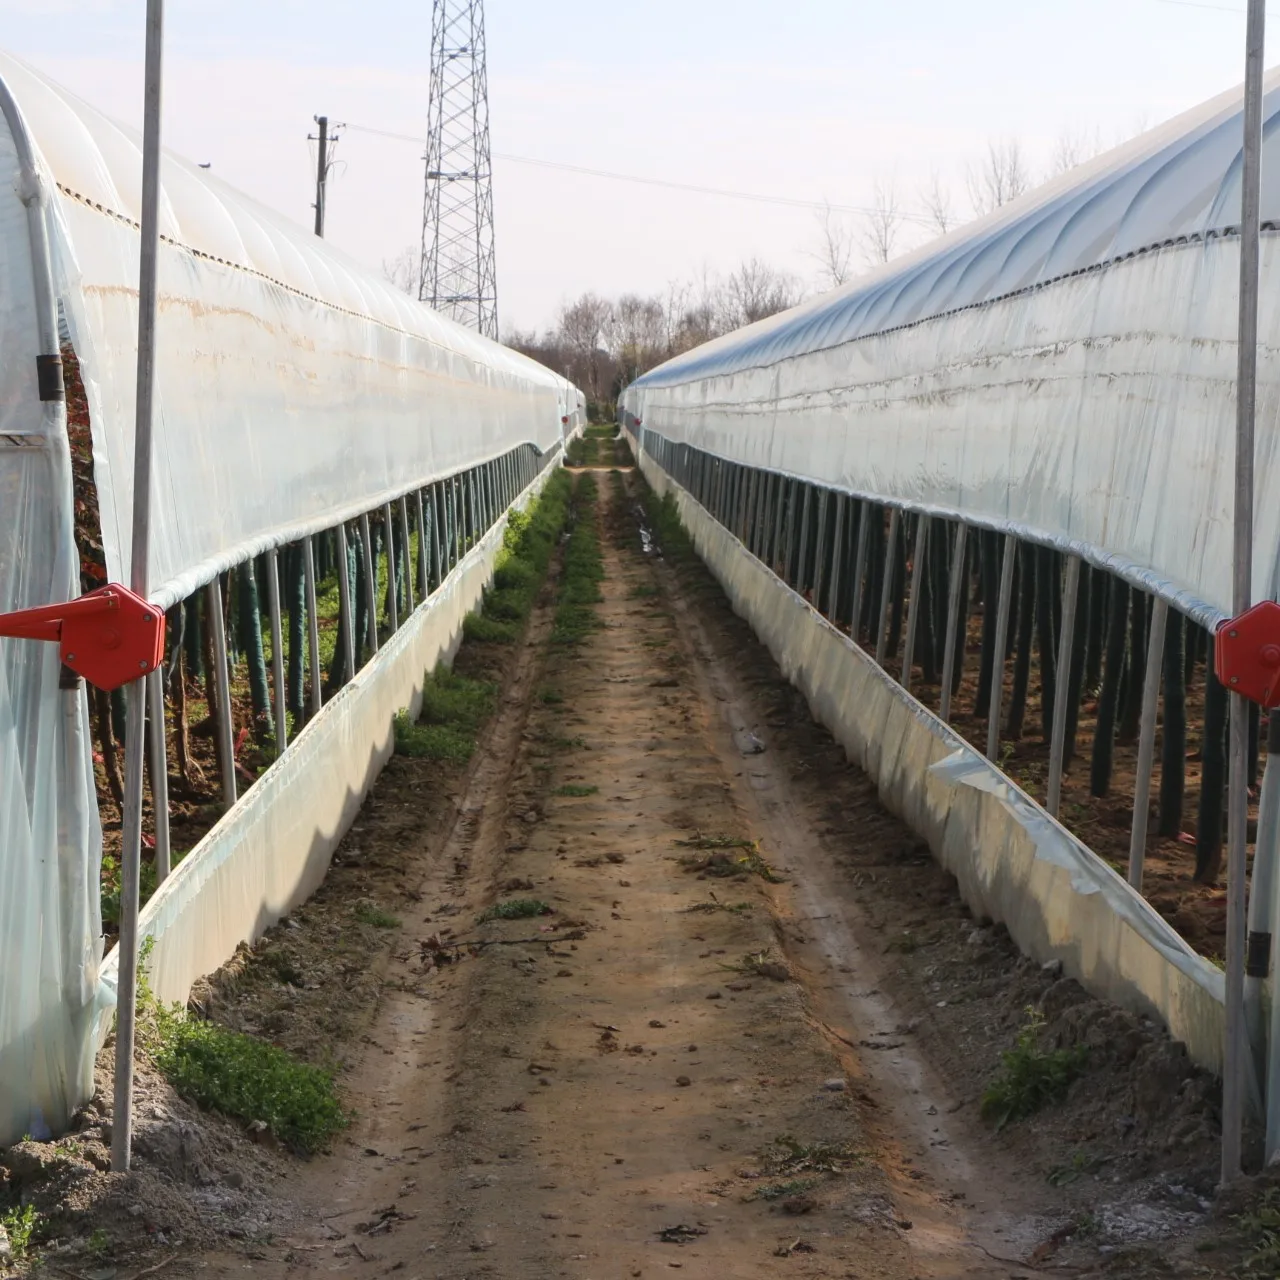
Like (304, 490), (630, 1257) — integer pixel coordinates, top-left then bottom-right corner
(637, 69), (1280, 391)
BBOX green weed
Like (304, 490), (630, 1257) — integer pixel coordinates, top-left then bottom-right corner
(478, 898), (552, 923)
(554, 783), (598, 797)
(137, 939), (346, 1154)
(538, 687), (564, 704)
(1237, 1188), (1280, 1275)
(394, 667), (497, 764)
(153, 1017), (346, 1154)
(354, 902), (401, 929)
(1, 1205), (39, 1260)
(552, 474), (605, 646)
(981, 1009), (1088, 1130)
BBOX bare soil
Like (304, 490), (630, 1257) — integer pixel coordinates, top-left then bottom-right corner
(7, 466), (1265, 1279)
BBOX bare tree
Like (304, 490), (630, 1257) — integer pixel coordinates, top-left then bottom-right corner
(965, 139), (1030, 216)
(1050, 127), (1105, 177)
(809, 198), (855, 290)
(609, 293), (667, 382)
(856, 176), (906, 267)
(723, 258), (802, 328)
(558, 293), (615, 406)
(919, 168), (956, 236)
(382, 245), (419, 295)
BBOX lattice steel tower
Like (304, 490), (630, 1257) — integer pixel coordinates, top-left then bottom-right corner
(418, 0), (498, 339)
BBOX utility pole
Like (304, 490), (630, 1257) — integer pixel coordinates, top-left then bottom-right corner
(419, 0), (499, 339)
(310, 115), (340, 238)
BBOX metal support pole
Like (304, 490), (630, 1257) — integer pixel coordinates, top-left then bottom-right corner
(383, 503), (399, 632)
(1126, 598), (1168, 891)
(147, 669), (170, 883)
(850, 502), (869, 644)
(400, 497), (415, 613)
(771, 475), (787, 572)
(431, 485), (444, 587)
(985, 534), (1017, 762)
(265, 548), (286, 753)
(113, 0), (164, 1174)
(1224, 0), (1266, 1183)
(303, 536), (322, 717)
(359, 513), (379, 655)
(901, 515), (928, 692)
(829, 495), (846, 621)
(940, 522), (968, 722)
(415, 488), (430, 598)
(875, 508), (901, 666)
(1045, 555), (1081, 816)
(336, 524), (356, 684)
(206, 578), (237, 807)
(812, 490), (831, 608)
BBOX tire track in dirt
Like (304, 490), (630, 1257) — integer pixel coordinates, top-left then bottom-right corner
(194, 470), (1102, 1280)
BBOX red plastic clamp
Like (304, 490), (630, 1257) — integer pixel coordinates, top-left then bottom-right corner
(0, 583), (165, 690)
(1215, 599), (1280, 708)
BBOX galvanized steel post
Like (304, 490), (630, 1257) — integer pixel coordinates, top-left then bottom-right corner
(265, 547), (287, 753)
(902, 514), (928, 692)
(849, 502), (869, 645)
(1126, 598), (1168, 892)
(1224, 0), (1267, 1183)
(985, 534), (1018, 763)
(1046, 556), (1081, 816)
(875, 508), (901, 667)
(940, 522), (968, 722)
(303, 536), (322, 716)
(113, 0), (165, 1174)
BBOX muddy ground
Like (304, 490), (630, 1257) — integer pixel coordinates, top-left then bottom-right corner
(5, 465), (1271, 1279)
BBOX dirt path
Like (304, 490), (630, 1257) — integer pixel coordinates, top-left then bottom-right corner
(185, 469), (1223, 1280)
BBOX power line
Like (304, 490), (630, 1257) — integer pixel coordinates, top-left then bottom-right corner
(342, 120), (931, 225)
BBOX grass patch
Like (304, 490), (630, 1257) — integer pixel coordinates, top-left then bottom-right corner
(465, 468), (574, 645)
(395, 666), (496, 764)
(1236, 1188), (1280, 1275)
(154, 1017), (346, 1154)
(552, 473), (605, 646)
(538, 686), (564, 704)
(1, 1205), (39, 1260)
(981, 1008), (1088, 1130)
(750, 1176), (821, 1203)
(136, 940), (346, 1155)
(354, 902), (401, 929)
(554, 783), (598, 797)
(478, 898), (553, 923)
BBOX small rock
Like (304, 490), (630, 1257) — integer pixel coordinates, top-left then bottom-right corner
(706, 991), (722, 1001)
(0, 1224), (11, 1261)
(1041, 958), (1064, 978)
(821, 1079), (847, 1092)
(687, 1045), (698, 1053)
(676, 1076), (692, 1087)
(649, 1019), (666, 1028)
(223, 1170), (244, 1189)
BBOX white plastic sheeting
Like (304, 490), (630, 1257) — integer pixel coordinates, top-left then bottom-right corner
(0, 48), (577, 1143)
(98, 459), (557, 1018)
(0, 73), (101, 1145)
(623, 72), (1280, 628)
(637, 442), (1226, 1075)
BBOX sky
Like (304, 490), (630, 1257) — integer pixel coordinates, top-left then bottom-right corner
(4, 0), (1280, 334)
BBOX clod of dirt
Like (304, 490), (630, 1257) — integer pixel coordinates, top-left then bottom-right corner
(649, 1019), (666, 1028)
(676, 1076), (692, 1087)
(781, 1195), (817, 1215)
(658, 1224), (707, 1243)
(822, 1079), (847, 1092)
